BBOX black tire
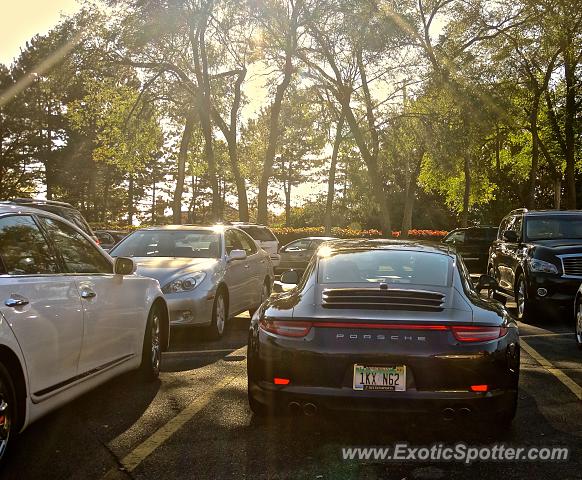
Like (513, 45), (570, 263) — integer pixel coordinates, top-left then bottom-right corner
(249, 281), (270, 318)
(494, 390), (518, 430)
(0, 362), (16, 464)
(575, 299), (582, 351)
(208, 290), (228, 339)
(515, 274), (535, 323)
(248, 388), (268, 417)
(139, 305), (162, 381)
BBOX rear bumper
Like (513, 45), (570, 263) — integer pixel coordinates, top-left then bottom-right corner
(249, 381), (516, 416)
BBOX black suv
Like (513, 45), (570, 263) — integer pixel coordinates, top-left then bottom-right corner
(0, 198), (98, 243)
(488, 208), (582, 322)
(442, 226), (498, 274)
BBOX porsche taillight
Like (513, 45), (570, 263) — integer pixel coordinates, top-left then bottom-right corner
(452, 326), (507, 342)
(259, 318), (312, 337)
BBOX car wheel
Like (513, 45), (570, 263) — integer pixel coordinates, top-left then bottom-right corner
(140, 305), (162, 381)
(248, 388), (268, 416)
(208, 290), (227, 339)
(516, 275), (534, 322)
(576, 300), (582, 350)
(494, 390), (518, 431)
(0, 363), (16, 464)
(249, 281), (270, 317)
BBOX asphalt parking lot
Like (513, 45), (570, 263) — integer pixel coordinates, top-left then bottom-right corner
(2, 303), (581, 480)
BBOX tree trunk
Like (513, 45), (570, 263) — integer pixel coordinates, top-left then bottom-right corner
(257, 68), (293, 224)
(128, 174), (134, 226)
(342, 103), (391, 233)
(192, 12), (220, 221)
(256, 2), (301, 224)
(324, 112), (344, 235)
(400, 149), (424, 238)
(554, 176), (562, 209)
(227, 138), (249, 222)
(229, 70), (248, 221)
(172, 114), (195, 224)
(284, 183), (291, 226)
(527, 96), (540, 209)
(564, 44), (577, 209)
(151, 175), (156, 224)
(461, 156), (471, 227)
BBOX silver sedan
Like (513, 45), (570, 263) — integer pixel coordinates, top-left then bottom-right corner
(110, 225), (274, 338)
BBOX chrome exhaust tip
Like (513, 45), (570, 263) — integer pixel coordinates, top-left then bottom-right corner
(442, 407), (455, 420)
(458, 407), (472, 417)
(303, 402), (318, 416)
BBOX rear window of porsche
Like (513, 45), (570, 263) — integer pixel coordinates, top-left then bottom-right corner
(318, 250), (450, 286)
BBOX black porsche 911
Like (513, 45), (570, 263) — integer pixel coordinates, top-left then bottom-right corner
(247, 239), (520, 427)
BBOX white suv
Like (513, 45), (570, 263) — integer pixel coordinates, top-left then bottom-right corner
(231, 224), (280, 267)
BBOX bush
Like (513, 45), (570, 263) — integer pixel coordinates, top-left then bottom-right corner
(89, 223), (448, 246)
(272, 227), (447, 245)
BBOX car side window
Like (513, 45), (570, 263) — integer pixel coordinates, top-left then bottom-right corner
(457, 256), (476, 295)
(0, 215), (60, 275)
(445, 231), (465, 245)
(225, 230), (244, 254)
(286, 239), (312, 251)
(498, 217), (510, 240)
(40, 217), (113, 274)
(511, 215), (523, 238)
(237, 231), (258, 256)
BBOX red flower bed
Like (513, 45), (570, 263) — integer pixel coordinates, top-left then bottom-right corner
(271, 227), (448, 245)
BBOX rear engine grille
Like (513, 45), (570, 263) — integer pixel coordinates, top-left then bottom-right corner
(561, 255), (582, 277)
(322, 288), (445, 311)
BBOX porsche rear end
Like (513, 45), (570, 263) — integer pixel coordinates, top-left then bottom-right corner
(248, 263), (519, 421)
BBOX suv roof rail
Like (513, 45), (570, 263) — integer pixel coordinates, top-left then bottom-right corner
(509, 208), (528, 215)
(5, 197), (75, 208)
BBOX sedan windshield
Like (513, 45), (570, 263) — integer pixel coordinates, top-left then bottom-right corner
(318, 250), (450, 286)
(525, 216), (582, 241)
(111, 230), (221, 258)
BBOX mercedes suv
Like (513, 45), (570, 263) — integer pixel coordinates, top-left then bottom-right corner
(488, 209), (582, 323)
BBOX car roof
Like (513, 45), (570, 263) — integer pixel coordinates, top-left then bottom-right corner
(234, 224), (272, 229)
(0, 198), (76, 209)
(320, 238), (453, 256)
(137, 225), (224, 232)
(0, 204), (61, 216)
(293, 236), (337, 241)
(0, 204), (97, 240)
(524, 210), (582, 216)
(448, 226), (498, 232)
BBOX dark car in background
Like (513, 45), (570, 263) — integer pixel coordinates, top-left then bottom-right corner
(442, 226), (498, 275)
(95, 229), (128, 251)
(248, 239), (520, 427)
(488, 209), (582, 323)
(0, 198), (98, 243)
(276, 236), (337, 274)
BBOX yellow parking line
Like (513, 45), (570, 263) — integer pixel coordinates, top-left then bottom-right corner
(164, 348), (239, 356)
(520, 333), (572, 338)
(103, 347), (247, 478)
(521, 339), (582, 401)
